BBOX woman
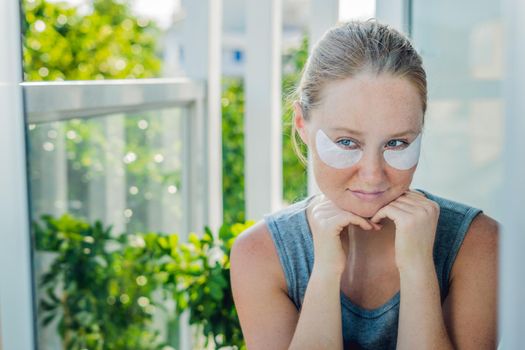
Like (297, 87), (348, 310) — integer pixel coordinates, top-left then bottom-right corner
(230, 20), (498, 350)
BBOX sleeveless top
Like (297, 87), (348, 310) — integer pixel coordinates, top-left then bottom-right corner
(264, 189), (482, 350)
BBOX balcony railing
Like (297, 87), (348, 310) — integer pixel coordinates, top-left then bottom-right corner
(23, 78), (214, 350)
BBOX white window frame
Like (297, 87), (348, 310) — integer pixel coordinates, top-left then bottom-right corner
(499, 0), (525, 347)
(0, 0), (35, 349)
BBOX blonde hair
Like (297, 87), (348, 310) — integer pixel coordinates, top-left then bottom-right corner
(292, 20), (427, 164)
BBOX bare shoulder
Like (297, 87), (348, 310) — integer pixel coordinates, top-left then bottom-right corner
(231, 220), (275, 261)
(230, 220), (287, 291)
(466, 212), (499, 245)
(230, 221), (299, 349)
(450, 212), (499, 281)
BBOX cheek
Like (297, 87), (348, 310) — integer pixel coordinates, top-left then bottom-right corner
(385, 166), (417, 194)
(312, 156), (352, 185)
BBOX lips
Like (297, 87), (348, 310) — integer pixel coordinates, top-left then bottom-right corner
(349, 189), (386, 201)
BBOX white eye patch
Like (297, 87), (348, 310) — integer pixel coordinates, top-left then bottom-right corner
(383, 133), (422, 170)
(315, 129), (363, 169)
(315, 129), (422, 170)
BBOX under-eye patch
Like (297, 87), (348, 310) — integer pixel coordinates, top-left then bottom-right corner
(315, 129), (363, 169)
(315, 129), (422, 170)
(383, 133), (422, 170)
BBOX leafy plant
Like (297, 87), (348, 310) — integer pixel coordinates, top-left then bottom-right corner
(167, 224), (248, 348)
(35, 214), (252, 349)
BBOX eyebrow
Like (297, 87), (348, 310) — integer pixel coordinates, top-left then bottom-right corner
(328, 127), (420, 138)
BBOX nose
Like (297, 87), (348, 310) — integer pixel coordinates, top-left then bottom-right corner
(355, 149), (387, 185)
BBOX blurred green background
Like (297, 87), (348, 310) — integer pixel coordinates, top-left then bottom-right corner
(23, 0), (307, 348)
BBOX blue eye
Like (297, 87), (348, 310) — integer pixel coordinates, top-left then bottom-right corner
(385, 139), (408, 150)
(336, 138), (359, 150)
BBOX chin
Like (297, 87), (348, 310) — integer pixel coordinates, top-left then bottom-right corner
(349, 206), (380, 219)
(335, 199), (383, 219)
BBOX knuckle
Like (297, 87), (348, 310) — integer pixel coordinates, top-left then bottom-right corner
(428, 202), (440, 214)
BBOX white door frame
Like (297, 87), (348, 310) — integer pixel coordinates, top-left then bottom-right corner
(500, 0), (525, 346)
(0, 0), (36, 349)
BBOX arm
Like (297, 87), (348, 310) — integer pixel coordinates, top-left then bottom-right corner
(230, 221), (299, 349)
(230, 222), (344, 350)
(397, 260), (454, 349)
(369, 190), (452, 349)
(442, 213), (499, 349)
(396, 213), (499, 349)
(289, 267), (343, 350)
(369, 191), (497, 349)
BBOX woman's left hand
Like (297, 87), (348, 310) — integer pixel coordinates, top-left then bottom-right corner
(370, 190), (440, 273)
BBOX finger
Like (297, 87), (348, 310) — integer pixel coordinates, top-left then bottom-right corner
(370, 221), (383, 230)
(397, 193), (438, 214)
(388, 200), (417, 213)
(370, 204), (407, 224)
(346, 212), (375, 231)
(407, 189), (427, 198)
(395, 195), (426, 208)
(333, 211), (374, 231)
(339, 209), (382, 230)
(308, 194), (323, 209)
(397, 193), (429, 206)
(314, 197), (380, 230)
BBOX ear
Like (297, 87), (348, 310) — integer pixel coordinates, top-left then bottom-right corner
(293, 101), (310, 146)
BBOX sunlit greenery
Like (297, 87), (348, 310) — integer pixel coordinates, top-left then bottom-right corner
(221, 37), (309, 224)
(22, 0), (161, 81)
(282, 36), (309, 204)
(36, 214), (251, 349)
(222, 78), (247, 224)
(23, 0), (178, 235)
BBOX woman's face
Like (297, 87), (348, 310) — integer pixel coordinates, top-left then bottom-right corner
(296, 73), (424, 218)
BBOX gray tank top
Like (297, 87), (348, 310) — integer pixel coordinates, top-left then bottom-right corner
(264, 189), (482, 350)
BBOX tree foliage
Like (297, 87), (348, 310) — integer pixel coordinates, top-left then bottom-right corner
(22, 0), (161, 81)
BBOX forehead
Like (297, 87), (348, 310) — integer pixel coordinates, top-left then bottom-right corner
(313, 73), (424, 134)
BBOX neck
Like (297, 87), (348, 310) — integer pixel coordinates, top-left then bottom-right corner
(345, 218), (396, 262)
(339, 218), (398, 290)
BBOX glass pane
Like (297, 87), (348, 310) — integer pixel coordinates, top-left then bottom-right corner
(28, 108), (187, 349)
(411, 0), (503, 220)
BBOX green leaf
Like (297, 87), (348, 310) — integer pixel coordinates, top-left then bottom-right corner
(42, 313), (56, 327)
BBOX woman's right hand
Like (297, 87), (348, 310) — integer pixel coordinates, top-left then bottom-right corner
(308, 195), (379, 275)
